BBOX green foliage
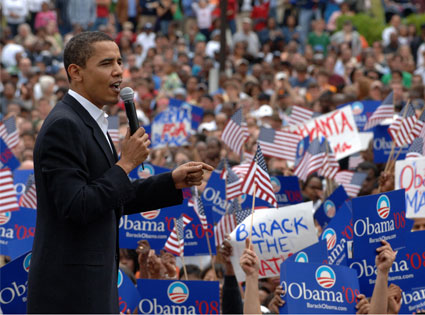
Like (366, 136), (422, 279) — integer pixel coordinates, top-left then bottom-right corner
(336, 14), (386, 45)
(403, 14), (425, 33)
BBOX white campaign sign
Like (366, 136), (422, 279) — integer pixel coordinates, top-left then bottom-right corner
(229, 202), (318, 282)
(289, 106), (362, 160)
(395, 157), (425, 218)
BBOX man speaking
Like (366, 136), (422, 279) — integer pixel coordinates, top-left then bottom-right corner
(27, 31), (213, 313)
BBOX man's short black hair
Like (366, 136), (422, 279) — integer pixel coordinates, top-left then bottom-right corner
(63, 31), (114, 81)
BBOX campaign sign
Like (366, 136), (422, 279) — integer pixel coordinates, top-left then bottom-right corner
(128, 162), (170, 181)
(117, 268), (141, 314)
(349, 230), (425, 297)
(314, 186), (349, 228)
(0, 251), (31, 313)
(271, 176), (303, 207)
(0, 138), (20, 171)
(0, 208), (37, 259)
(395, 157), (425, 218)
(119, 199), (215, 256)
(321, 202), (352, 266)
(289, 106), (362, 160)
(12, 170), (33, 200)
(351, 189), (408, 260)
(202, 171), (270, 224)
(338, 100), (381, 132)
(229, 202), (318, 281)
(137, 279), (219, 314)
(168, 98), (204, 131)
(280, 261), (360, 314)
(286, 240), (328, 264)
(373, 125), (408, 163)
(400, 287), (425, 314)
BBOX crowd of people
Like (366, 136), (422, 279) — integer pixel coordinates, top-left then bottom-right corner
(2, 0), (425, 314)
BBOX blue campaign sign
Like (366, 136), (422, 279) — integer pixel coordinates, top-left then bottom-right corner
(128, 162), (170, 181)
(400, 287), (425, 314)
(349, 230), (425, 297)
(373, 125), (408, 163)
(315, 186), (349, 228)
(339, 100), (381, 131)
(270, 176), (303, 207)
(280, 261), (360, 314)
(118, 268), (141, 314)
(119, 199), (215, 256)
(13, 170), (33, 200)
(286, 240), (328, 264)
(0, 251), (31, 313)
(137, 279), (219, 314)
(168, 98), (204, 131)
(0, 208), (37, 259)
(321, 202), (352, 266)
(0, 138), (20, 171)
(352, 189), (408, 260)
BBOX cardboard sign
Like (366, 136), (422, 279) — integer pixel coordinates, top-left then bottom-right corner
(373, 125), (408, 163)
(349, 230), (425, 297)
(0, 251), (31, 313)
(400, 287), (425, 314)
(0, 208), (37, 259)
(137, 279), (219, 314)
(314, 186), (349, 228)
(270, 176), (303, 207)
(117, 268), (141, 314)
(128, 163), (170, 181)
(321, 202), (352, 266)
(338, 100), (381, 132)
(352, 190), (408, 260)
(280, 262), (360, 314)
(395, 157), (425, 218)
(286, 240), (328, 264)
(0, 138), (20, 171)
(168, 98), (204, 131)
(290, 106), (361, 160)
(119, 199), (215, 256)
(229, 202), (318, 281)
(12, 170), (33, 200)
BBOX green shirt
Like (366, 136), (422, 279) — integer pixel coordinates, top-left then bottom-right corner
(307, 32), (330, 55)
(381, 71), (412, 88)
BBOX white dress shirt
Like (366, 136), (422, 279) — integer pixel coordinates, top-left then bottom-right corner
(68, 89), (113, 152)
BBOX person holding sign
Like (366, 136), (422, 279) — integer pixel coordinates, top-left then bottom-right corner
(240, 238), (261, 314)
(27, 31), (213, 314)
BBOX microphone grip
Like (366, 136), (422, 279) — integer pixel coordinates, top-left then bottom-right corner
(123, 100), (144, 170)
(124, 100), (139, 135)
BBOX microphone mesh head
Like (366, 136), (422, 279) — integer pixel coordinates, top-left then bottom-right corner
(120, 87), (134, 101)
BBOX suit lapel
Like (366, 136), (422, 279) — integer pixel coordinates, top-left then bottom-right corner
(107, 132), (119, 162)
(63, 93), (115, 167)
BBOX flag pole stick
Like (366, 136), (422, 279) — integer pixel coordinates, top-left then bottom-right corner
(249, 183), (257, 246)
(174, 218), (188, 280)
(205, 230), (217, 280)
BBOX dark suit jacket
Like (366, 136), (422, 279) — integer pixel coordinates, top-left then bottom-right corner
(27, 93), (183, 313)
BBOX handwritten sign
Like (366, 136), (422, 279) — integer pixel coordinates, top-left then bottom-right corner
(229, 202), (318, 281)
(137, 279), (219, 314)
(280, 262), (360, 314)
(289, 106), (361, 160)
(395, 157), (425, 218)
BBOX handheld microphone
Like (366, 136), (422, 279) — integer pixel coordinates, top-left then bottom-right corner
(120, 87), (144, 170)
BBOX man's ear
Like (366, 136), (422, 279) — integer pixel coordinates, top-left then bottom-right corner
(68, 64), (83, 82)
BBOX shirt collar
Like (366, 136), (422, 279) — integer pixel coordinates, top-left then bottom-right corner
(68, 89), (107, 122)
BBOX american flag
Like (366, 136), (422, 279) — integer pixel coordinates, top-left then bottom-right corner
(19, 174), (37, 209)
(388, 103), (420, 147)
(257, 127), (302, 162)
(294, 138), (325, 181)
(406, 138), (425, 159)
(214, 199), (252, 246)
(191, 188), (208, 231)
(107, 116), (120, 142)
(288, 105), (314, 125)
(334, 171), (367, 198)
(221, 108), (249, 154)
(240, 144), (277, 207)
(242, 150), (255, 164)
(318, 140), (339, 179)
(364, 92), (394, 130)
(0, 117), (19, 149)
(232, 163), (250, 178)
(164, 214), (193, 256)
(348, 153), (364, 170)
(224, 159), (243, 200)
(0, 168), (19, 213)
